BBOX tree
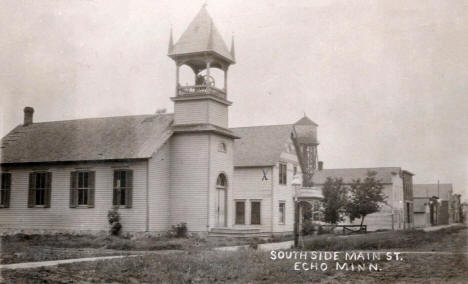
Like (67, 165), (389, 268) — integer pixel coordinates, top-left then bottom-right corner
(345, 171), (386, 230)
(321, 177), (348, 224)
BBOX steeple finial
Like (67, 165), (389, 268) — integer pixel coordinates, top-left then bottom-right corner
(168, 25), (174, 54)
(230, 33), (236, 61)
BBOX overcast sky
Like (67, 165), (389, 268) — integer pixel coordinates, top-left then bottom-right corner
(1, 0), (467, 199)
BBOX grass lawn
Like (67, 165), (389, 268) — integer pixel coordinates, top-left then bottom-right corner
(303, 225), (468, 252)
(1, 226), (466, 283)
(0, 232), (275, 264)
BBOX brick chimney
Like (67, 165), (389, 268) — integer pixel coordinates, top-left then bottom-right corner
(23, 106), (34, 126)
(318, 161), (323, 171)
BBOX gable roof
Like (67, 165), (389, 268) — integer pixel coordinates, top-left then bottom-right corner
(413, 184), (453, 200)
(311, 167), (402, 185)
(169, 6), (234, 63)
(1, 114), (173, 164)
(231, 125), (294, 167)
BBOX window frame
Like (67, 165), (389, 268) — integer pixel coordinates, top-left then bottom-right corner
(28, 171), (52, 208)
(279, 163), (287, 185)
(234, 200), (246, 225)
(113, 169), (133, 208)
(70, 171), (95, 208)
(0, 173), (11, 208)
(250, 200), (262, 225)
(218, 142), (227, 153)
(278, 201), (286, 224)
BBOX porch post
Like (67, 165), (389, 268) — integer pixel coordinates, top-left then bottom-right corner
(224, 68), (228, 91)
(175, 63), (180, 96)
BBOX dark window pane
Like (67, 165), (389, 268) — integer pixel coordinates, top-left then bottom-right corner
(36, 189), (44, 205)
(83, 172), (88, 188)
(235, 202), (245, 224)
(251, 201), (261, 225)
(36, 174), (41, 189)
(120, 172), (126, 188)
(279, 202), (285, 223)
(0, 190), (5, 205)
(78, 172), (84, 188)
(120, 189), (126, 205)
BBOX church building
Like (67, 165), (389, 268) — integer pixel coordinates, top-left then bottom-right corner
(0, 7), (319, 237)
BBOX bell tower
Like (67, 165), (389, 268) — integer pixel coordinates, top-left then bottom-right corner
(168, 5), (235, 132)
(167, 6), (238, 232)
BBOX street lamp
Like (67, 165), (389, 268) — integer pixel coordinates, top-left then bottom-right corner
(292, 174), (302, 248)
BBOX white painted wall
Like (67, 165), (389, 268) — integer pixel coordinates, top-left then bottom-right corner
(231, 167), (273, 232)
(169, 134), (209, 232)
(0, 161), (148, 232)
(208, 134), (234, 229)
(148, 142), (170, 232)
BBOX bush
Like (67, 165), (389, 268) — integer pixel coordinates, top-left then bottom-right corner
(302, 221), (324, 235)
(108, 208), (122, 236)
(169, 222), (188, 238)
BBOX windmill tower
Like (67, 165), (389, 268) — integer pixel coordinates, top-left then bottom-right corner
(292, 116), (319, 187)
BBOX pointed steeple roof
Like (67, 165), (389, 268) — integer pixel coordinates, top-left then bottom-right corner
(295, 115), (318, 126)
(168, 6), (234, 63)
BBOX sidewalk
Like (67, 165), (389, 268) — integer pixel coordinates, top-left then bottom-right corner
(0, 255), (135, 270)
(422, 223), (465, 232)
(0, 249), (183, 271)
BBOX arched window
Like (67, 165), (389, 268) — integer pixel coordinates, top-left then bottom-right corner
(216, 173), (227, 188)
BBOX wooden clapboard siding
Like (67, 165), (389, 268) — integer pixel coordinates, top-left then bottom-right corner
(208, 134), (234, 228)
(174, 100), (208, 125)
(174, 100), (228, 128)
(169, 134), (210, 232)
(207, 101), (228, 128)
(271, 152), (299, 233)
(0, 161), (147, 232)
(148, 142), (170, 232)
(231, 167), (273, 232)
(391, 174), (405, 230)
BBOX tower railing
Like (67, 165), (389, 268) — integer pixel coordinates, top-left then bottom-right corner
(177, 85), (226, 100)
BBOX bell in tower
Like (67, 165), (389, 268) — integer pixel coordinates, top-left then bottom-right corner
(168, 5), (235, 130)
(292, 116), (319, 187)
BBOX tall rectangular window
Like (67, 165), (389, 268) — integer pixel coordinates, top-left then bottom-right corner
(113, 170), (133, 208)
(0, 173), (11, 207)
(35, 173), (46, 205)
(28, 172), (52, 208)
(279, 163), (287, 185)
(293, 165), (297, 176)
(70, 171), (95, 208)
(279, 202), (286, 224)
(251, 201), (261, 225)
(235, 200), (245, 225)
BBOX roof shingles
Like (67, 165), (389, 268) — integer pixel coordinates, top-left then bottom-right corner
(231, 125), (293, 167)
(0, 114), (173, 164)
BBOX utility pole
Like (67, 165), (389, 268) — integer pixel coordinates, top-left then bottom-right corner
(292, 175), (302, 248)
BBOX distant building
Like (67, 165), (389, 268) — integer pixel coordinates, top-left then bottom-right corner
(413, 183), (456, 227)
(306, 167), (414, 231)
